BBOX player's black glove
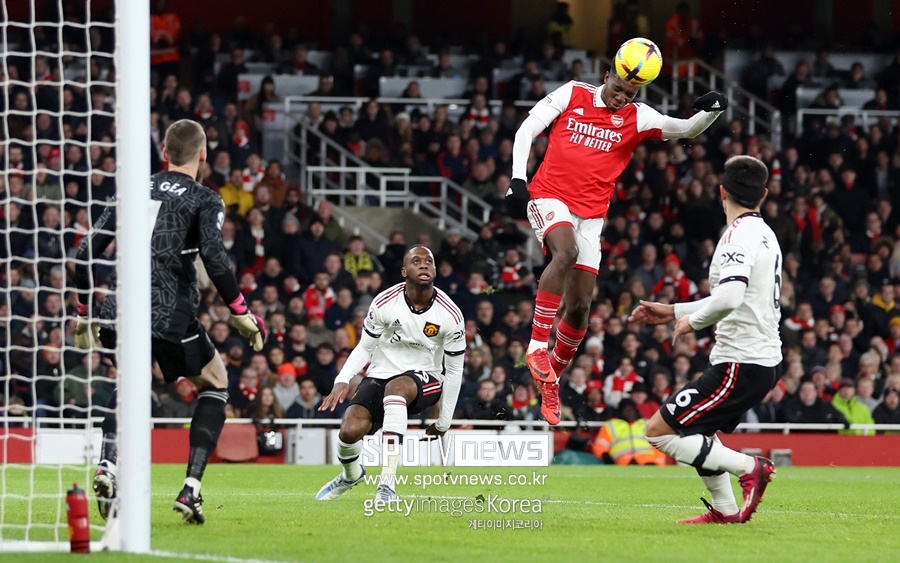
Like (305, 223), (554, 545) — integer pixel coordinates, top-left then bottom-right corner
(505, 178), (529, 219)
(692, 91), (728, 112)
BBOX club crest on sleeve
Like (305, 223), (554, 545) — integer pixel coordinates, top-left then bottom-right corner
(423, 322), (440, 337)
(611, 114), (624, 127)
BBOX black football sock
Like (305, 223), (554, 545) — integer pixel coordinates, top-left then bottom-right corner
(99, 388), (117, 467)
(185, 388), (228, 491)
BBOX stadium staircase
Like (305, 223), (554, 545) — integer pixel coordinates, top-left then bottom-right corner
(283, 113), (541, 263)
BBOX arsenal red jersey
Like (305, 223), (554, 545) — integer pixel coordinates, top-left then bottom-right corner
(528, 81), (666, 219)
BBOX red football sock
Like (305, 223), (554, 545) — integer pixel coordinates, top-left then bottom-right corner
(550, 319), (587, 376)
(530, 290), (562, 345)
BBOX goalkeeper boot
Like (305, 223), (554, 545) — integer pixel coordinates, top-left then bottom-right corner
(92, 460), (117, 521)
(678, 498), (742, 524)
(375, 484), (398, 503)
(539, 381), (561, 425)
(315, 466), (367, 501)
(739, 456), (776, 523)
(173, 484), (205, 524)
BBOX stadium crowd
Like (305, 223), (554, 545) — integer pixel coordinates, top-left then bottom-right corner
(3, 1), (900, 452)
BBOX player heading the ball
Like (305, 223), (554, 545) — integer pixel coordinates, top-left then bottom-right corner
(506, 38), (728, 425)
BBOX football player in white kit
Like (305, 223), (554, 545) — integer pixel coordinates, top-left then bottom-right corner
(630, 155), (781, 524)
(315, 245), (465, 502)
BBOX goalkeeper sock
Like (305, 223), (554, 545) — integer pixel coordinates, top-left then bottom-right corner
(99, 388), (117, 466)
(185, 388), (227, 486)
(380, 395), (408, 486)
(698, 469), (739, 516)
(337, 437), (363, 481)
(647, 434), (755, 476)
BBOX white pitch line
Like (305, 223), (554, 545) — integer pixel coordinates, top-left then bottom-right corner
(148, 491), (900, 520)
(150, 549), (298, 563)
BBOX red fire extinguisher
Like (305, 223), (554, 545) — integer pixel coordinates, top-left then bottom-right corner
(66, 483), (90, 553)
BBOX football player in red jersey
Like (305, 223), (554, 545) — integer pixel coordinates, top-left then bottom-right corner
(507, 57), (727, 425)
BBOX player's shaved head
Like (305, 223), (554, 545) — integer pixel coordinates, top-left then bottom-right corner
(404, 244), (434, 262)
(164, 119), (206, 166)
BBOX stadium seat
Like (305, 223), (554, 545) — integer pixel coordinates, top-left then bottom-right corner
(212, 424), (260, 463)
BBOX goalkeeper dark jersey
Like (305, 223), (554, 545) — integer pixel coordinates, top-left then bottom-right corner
(149, 171), (241, 342)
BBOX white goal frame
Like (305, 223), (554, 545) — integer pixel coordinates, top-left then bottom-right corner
(0, 0), (150, 554)
(115, 0), (151, 553)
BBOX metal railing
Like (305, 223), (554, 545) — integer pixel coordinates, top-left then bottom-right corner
(795, 108), (900, 135)
(669, 58), (783, 149)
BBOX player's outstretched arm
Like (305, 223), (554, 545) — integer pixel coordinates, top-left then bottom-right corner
(430, 351), (464, 435)
(650, 91), (727, 140)
(73, 201), (116, 349)
(628, 300), (675, 325)
(319, 330), (380, 411)
(508, 82), (572, 215)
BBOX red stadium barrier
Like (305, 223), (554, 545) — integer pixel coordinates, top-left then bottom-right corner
(4, 428), (898, 466)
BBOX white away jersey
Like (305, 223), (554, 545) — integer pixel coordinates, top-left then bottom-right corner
(363, 283), (466, 380)
(708, 212), (783, 366)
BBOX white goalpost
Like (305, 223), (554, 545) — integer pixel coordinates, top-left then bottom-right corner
(0, 0), (150, 553)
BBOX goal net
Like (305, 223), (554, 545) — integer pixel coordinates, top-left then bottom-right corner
(1, 0), (150, 552)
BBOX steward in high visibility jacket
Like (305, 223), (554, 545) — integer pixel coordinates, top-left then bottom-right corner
(591, 399), (666, 466)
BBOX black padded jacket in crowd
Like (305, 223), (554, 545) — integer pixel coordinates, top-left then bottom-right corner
(149, 170), (241, 342)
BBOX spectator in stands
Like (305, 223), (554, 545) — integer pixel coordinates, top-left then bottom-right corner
(463, 93), (492, 131)
(356, 99), (391, 143)
(753, 380), (787, 424)
(302, 271), (335, 323)
(537, 41), (566, 81)
(876, 50), (900, 107)
(281, 44), (319, 76)
(779, 59), (812, 125)
(309, 200), (347, 250)
(323, 252), (354, 292)
(856, 377), (879, 412)
(464, 380), (511, 426)
(343, 236), (383, 278)
(436, 134), (472, 185)
(591, 399), (665, 466)
(663, 1), (703, 68)
(218, 48), (247, 103)
(811, 48), (837, 83)
(743, 42), (784, 102)
(272, 363), (300, 412)
(431, 49), (462, 79)
(843, 62), (876, 89)
(872, 386), (900, 425)
(784, 380), (848, 428)
(158, 377), (198, 419)
(285, 378), (324, 418)
(244, 76), (282, 143)
(862, 88), (895, 111)
(831, 377), (875, 434)
(364, 48), (398, 98)
(378, 231), (407, 286)
(292, 217), (337, 283)
(400, 34), (428, 67)
(307, 343), (337, 395)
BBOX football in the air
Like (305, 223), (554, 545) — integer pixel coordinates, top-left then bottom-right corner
(613, 37), (663, 86)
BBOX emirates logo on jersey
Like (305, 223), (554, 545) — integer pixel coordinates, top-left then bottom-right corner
(423, 322), (440, 337)
(610, 115), (624, 127)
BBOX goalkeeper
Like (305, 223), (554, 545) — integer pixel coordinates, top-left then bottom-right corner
(74, 119), (267, 524)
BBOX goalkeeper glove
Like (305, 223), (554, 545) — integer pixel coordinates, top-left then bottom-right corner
(692, 91), (728, 112)
(505, 178), (530, 219)
(74, 302), (101, 349)
(228, 296), (268, 352)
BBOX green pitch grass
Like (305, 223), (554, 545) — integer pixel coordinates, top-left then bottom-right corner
(4, 464), (900, 562)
